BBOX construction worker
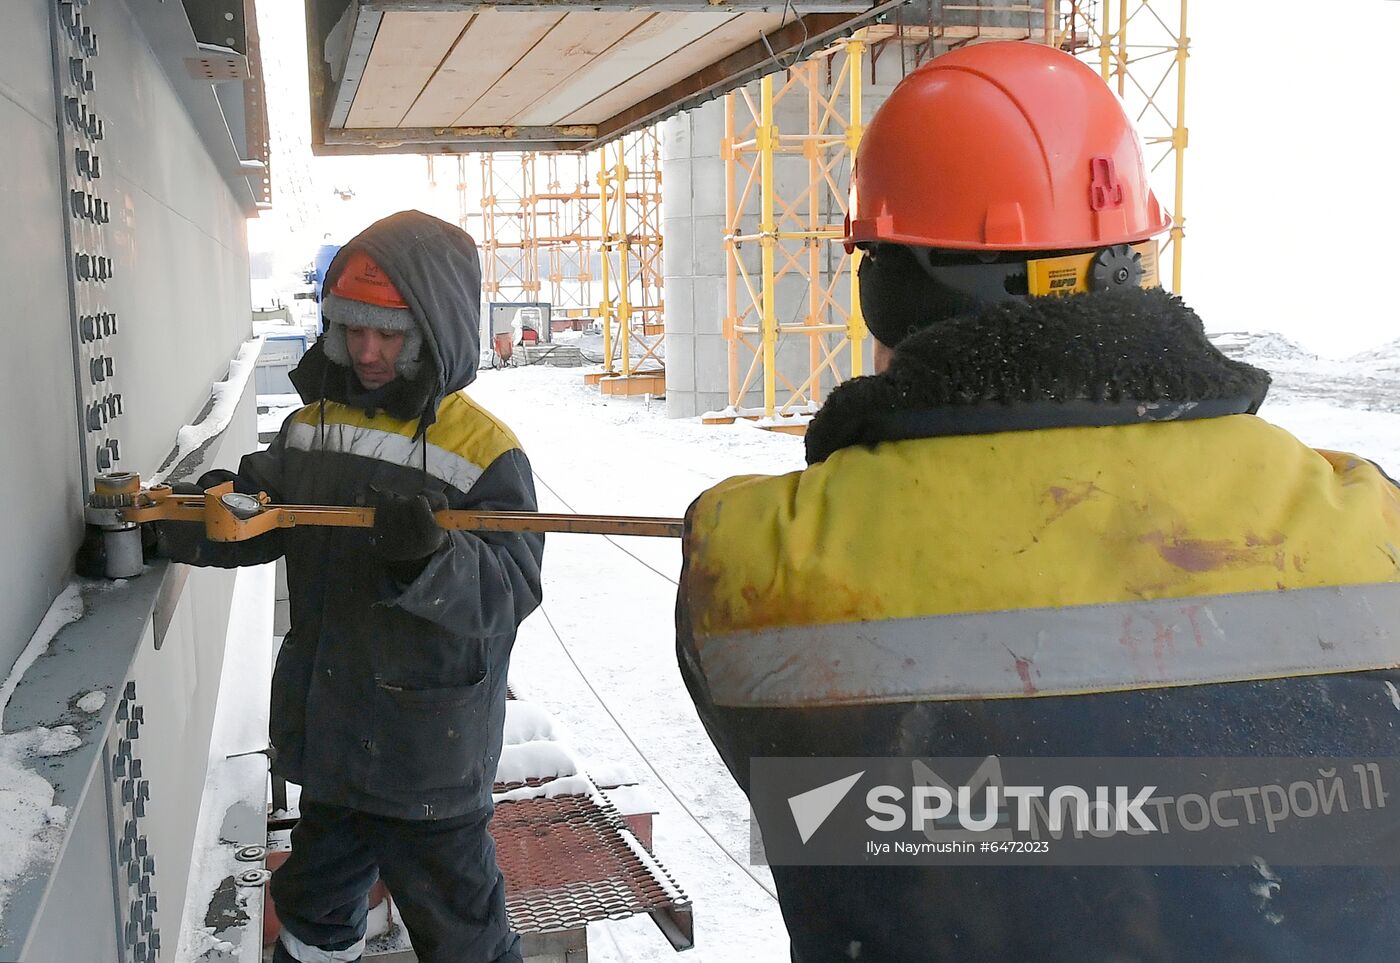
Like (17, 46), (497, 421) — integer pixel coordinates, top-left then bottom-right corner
(160, 211), (542, 963)
(677, 42), (1400, 961)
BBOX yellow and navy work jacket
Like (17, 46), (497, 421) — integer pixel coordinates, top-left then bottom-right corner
(678, 414), (1400, 961)
(165, 389), (544, 821)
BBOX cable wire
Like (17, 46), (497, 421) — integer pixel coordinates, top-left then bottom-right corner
(537, 604), (780, 903)
(533, 471), (679, 586)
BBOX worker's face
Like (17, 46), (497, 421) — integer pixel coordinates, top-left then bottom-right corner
(344, 326), (404, 389)
(873, 338), (895, 374)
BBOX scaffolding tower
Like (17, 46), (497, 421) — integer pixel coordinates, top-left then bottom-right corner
(715, 35), (868, 428)
(536, 152), (599, 319)
(469, 129), (664, 391)
(595, 127), (666, 394)
(478, 152), (541, 305)
(712, 2), (1185, 429)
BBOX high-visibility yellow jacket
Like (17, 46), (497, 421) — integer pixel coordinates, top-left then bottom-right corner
(679, 412), (1400, 961)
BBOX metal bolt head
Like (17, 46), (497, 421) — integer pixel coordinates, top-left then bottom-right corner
(235, 845), (266, 862)
(235, 868), (272, 887)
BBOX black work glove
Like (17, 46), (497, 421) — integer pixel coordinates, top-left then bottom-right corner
(370, 486), (449, 568)
(170, 468), (243, 496)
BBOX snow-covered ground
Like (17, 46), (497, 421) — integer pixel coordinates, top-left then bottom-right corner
(468, 368), (802, 961)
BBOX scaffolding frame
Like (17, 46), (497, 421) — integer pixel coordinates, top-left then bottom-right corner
(598, 127), (666, 381)
(1058, 0), (1189, 291)
(470, 129), (663, 385)
(720, 35), (868, 425)
(478, 152), (540, 305)
(536, 152), (600, 318)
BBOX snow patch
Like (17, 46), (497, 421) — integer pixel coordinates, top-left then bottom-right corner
(75, 691), (106, 714)
(183, 926), (235, 957)
(0, 586), (83, 729)
(1249, 857), (1284, 924)
(151, 337), (263, 485)
(493, 773), (600, 805)
(502, 701), (560, 746)
(0, 584), (86, 911)
(1210, 330), (1317, 364)
(603, 784), (658, 817)
(588, 760), (639, 790)
(495, 740), (580, 785)
(1350, 337), (1400, 372)
(365, 893), (392, 940)
(1384, 681), (1400, 712)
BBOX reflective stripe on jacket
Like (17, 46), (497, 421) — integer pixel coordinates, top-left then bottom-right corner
(678, 413), (1400, 961)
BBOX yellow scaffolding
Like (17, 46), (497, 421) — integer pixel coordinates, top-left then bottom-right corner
(535, 152), (600, 319)
(478, 152), (540, 304)
(717, 35), (868, 427)
(1058, 0), (1189, 291)
(597, 127), (666, 390)
(470, 130), (663, 389)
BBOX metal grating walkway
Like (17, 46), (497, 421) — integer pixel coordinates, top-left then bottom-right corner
(494, 790), (693, 949)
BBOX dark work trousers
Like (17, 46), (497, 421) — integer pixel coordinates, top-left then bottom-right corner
(270, 800), (521, 963)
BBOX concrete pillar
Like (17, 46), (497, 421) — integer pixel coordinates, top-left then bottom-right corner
(661, 100), (729, 418)
(662, 52), (908, 419)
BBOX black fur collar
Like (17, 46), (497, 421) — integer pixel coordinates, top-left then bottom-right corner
(805, 288), (1271, 464)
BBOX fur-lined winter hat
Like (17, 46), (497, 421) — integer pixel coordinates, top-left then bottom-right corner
(320, 249), (423, 379)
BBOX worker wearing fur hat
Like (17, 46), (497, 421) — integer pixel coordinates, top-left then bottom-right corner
(677, 42), (1400, 961)
(158, 210), (542, 963)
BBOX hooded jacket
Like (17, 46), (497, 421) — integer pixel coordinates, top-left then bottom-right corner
(678, 289), (1400, 961)
(164, 211), (543, 820)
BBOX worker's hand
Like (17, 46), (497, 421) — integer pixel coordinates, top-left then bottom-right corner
(370, 486), (449, 562)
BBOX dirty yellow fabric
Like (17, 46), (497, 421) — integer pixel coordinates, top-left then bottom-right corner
(683, 415), (1400, 639)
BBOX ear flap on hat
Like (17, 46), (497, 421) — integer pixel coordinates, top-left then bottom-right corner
(321, 292), (424, 380)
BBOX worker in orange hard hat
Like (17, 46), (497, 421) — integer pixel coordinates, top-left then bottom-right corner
(158, 212), (542, 963)
(678, 42), (1400, 961)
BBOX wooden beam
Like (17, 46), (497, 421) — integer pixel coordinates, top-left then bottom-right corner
(346, 10), (470, 127)
(568, 10), (785, 125)
(402, 11), (563, 127)
(514, 12), (735, 127)
(464, 11), (649, 124)
(596, 4), (900, 140)
(362, 0), (870, 11)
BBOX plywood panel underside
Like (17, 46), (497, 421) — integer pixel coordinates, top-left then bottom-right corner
(343, 9), (790, 129)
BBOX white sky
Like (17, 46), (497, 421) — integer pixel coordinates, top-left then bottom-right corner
(1183, 0), (1400, 357)
(250, 0), (1400, 358)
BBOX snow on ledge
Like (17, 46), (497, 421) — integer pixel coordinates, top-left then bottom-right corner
(0, 585), (85, 914)
(151, 336), (263, 485)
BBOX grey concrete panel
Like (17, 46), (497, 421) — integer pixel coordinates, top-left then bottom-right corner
(85, 0), (253, 476)
(661, 111), (691, 160)
(25, 774), (120, 963)
(663, 276), (695, 335)
(0, 0), (63, 121)
(0, 64), (85, 684)
(664, 327), (696, 393)
(0, 377), (259, 962)
(662, 217), (695, 280)
(661, 156), (692, 220)
(691, 213), (729, 279)
(692, 276), (728, 336)
(688, 98), (725, 159)
(690, 157), (728, 220)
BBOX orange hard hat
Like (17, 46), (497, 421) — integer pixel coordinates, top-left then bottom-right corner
(328, 249), (409, 309)
(846, 41), (1170, 253)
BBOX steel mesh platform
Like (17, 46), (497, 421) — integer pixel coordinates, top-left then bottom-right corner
(493, 790), (692, 948)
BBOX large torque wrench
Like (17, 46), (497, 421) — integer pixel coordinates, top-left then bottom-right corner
(85, 472), (684, 578)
